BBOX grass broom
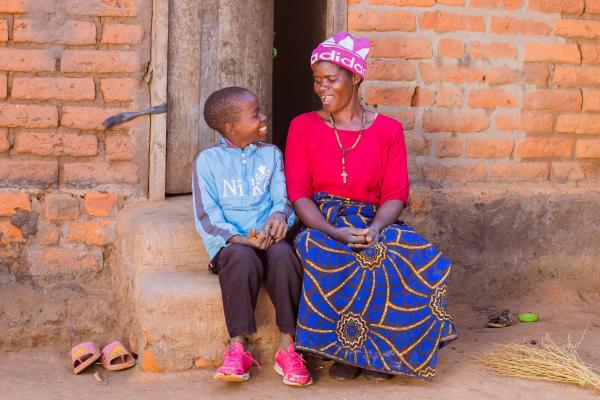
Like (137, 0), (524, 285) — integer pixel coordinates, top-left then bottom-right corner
(476, 334), (600, 392)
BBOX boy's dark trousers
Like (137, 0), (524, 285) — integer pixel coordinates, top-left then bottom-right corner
(209, 241), (303, 338)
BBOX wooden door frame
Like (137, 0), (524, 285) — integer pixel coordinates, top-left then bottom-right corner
(148, 0), (347, 202)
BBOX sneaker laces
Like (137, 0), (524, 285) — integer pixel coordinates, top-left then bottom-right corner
(223, 347), (262, 370)
(286, 349), (308, 371)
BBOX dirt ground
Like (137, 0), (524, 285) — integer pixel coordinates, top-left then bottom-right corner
(2, 287), (600, 400)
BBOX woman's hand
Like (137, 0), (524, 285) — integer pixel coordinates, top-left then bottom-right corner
(348, 227), (380, 250)
(333, 227), (369, 246)
(261, 212), (288, 242)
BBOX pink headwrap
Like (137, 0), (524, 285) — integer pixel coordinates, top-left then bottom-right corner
(310, 32), (370, 80)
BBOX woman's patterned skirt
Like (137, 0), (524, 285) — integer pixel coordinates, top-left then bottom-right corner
(294, 193), (457, 381)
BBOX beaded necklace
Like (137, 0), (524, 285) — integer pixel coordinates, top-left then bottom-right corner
(328, 110), (366, 184)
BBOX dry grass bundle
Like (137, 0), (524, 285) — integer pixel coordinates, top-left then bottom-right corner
(476, 335), (600, 392)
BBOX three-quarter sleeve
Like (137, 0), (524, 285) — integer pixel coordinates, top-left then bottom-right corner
(284, 117), (313, 203)
(380, 123), (410, 205)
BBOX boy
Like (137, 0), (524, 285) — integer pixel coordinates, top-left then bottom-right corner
(192, 87), (312, 386)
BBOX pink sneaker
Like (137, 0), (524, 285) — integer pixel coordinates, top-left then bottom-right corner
(274, 343), (313, 386)
(214, 342), (259, 382)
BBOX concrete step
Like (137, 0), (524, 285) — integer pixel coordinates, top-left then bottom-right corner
(116, 196), (279, 372)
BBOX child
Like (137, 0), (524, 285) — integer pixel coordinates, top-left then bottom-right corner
(192, 87), (312, 386)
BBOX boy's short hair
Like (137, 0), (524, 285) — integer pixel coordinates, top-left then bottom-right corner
(203, 87), (253, 134)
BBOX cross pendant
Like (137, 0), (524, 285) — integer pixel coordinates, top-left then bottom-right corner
(341, 170), (348, 184)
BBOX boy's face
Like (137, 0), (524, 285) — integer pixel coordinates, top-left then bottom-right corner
(226, 92), (267, 147)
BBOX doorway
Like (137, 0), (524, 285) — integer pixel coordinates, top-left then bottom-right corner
(272, 0), (326, 152)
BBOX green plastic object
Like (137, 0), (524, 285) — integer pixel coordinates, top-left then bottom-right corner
(518, 312), (539, 323)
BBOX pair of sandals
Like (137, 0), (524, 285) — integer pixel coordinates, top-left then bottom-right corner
(70, 340), (135, 375)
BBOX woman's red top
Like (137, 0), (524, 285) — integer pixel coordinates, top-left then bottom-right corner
(284, 111), (409, 206)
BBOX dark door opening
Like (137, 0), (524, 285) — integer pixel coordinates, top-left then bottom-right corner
(272, 1), (326, 153)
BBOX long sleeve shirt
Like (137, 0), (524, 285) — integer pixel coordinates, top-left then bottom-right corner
(284, 112), (409, 206)
(192, 137), (295, 259)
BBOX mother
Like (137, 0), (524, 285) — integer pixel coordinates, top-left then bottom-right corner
(284, 32), (457, 381)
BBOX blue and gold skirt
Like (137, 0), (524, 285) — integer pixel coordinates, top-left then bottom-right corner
(294, 193), (457, 381)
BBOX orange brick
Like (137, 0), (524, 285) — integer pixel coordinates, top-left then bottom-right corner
(438, 38), (464, 57)
(0, 74), (6, 100)
(436, 138), (463, 157)
(13, 131), (98, 157)
(101, 23), (145, 44)
(555, 19), (600, 39)
(65, 220), (115, 246)
(0, 104), (58, 128)
(387, 109), (416, 130)
(100, 78), (138, 102)
(437, 85), (463, 108)
(13, 19), (96, 45)
(525, 43), (581, 64)
(0, 160), (57, 188)
(12, 77), (95, 101)
(576, 139), (600, 158)
(420, 11), (485, 33)
(470, 42), (517, 59)
(437, 0), (464, 5)
(469, 88), (517, 109)
(471, 0), (523, 9)
(0, 221), (24, 245)
(45, 193), (80, 221)
(365, 86), (414, 106)
(0, 19), (7, 42)
(370, 38), (431, 59)
(588, 0), (600, 13)
(63, 0), (140, 17)
(551, 162), (585, 182)
(365, 61), (416, 81)
(27, 247), (103, 276)
(422, 163), (487, 182)
(405, 133), (430, 155)
(61, 106), (128, 130)
(0, 48), (55, 72)
(105, 135), (135, 161)
(582, 89), (600, 111)
(466, 138), (513, 158)
(0, 128), (8, 152)
(554, 66), (600, 86)
(411, 87), (435, 107)
(423, 112), (489, 133)
(486, 65), (549, 86)
(0, 192), (31, 216)
(84, 192), (118, 217)
(491, 17), (552, 35)
(61, 50), (141, 73)
(0, 0), (54, 13)
(557, 114), (600, 134)
(515, 137), (573, 158)
(581, 44), (600, 64)
(529, 0), (584, 15)
(63, 162), (139, 187)
(348, 11), (415, 31)
(35, 222), (59, 246)
(368, 0), (435, 5)
(496, 112), (554, 133)
(420, 64), (484, 83)
(524, 90), (582, 111)
(491, 162), (549, 181)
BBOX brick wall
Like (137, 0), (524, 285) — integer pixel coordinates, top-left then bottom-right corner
(0, 0), (150, 349)
(350, 0), (600, 187)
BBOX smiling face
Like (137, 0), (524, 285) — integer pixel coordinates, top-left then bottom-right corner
(313, 61), (361, 114)
(224, 92), (268, 148)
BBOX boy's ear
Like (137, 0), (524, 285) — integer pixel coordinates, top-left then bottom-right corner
(223, 122), (236, 135)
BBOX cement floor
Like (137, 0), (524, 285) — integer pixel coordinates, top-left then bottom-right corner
(2, 288), (599, 400)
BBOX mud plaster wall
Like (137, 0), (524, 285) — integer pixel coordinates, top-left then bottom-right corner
(0, 0), (152, 351)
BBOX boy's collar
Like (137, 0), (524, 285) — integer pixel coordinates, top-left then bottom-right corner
(219, 136), (258, 151)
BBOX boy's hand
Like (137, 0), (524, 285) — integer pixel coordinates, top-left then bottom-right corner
(245, 228), (273, 250)
(261, 212), (288, 242)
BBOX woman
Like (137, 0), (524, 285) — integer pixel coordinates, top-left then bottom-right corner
(284, 32), (457, 382)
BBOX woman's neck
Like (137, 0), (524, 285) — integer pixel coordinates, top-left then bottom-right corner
(329, 96), (363, 124)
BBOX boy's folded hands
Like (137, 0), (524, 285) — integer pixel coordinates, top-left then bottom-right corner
(242, 212), (288, 250)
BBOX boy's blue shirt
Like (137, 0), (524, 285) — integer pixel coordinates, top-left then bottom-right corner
(192, 137), (296, 260)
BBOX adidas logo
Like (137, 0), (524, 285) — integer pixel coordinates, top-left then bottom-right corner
(311, 50), (366, 77)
